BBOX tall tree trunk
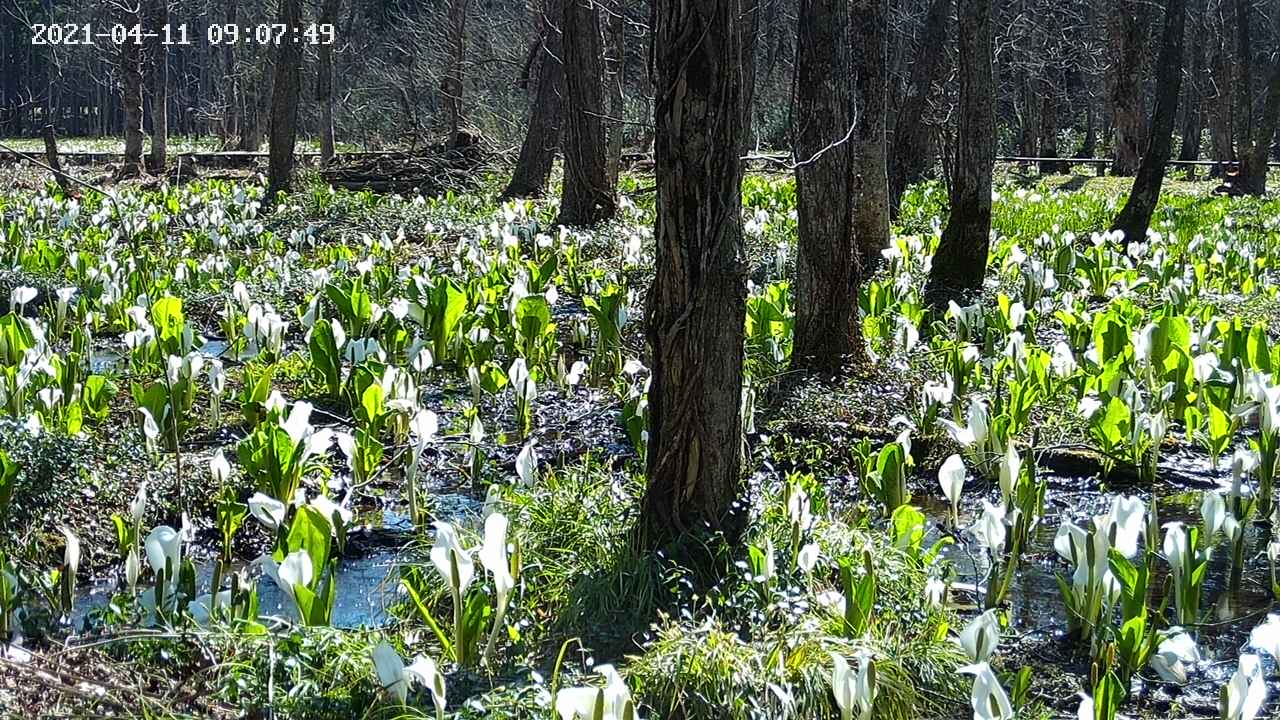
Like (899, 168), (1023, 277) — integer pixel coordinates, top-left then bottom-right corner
(502, 0), (565, 199)
(146, 0), (169, 172)
(1234, 0), (1252, 151)
(1082, 101), (1098, 158)
(604, 2), (626, 190)
(924, 0), (994, 308)
(1179, 0), (1206, 174)
(1018, 77), (1039, 158)
(1109, 2), (1145, 176)
(267, 0), (303, 197)
(222, 0), (240, 145)
(119, 7), (145, 178)
(1208, 2), (1235, 176)
(1239, 59), (1280, 194)
(850, 0), (890, 273)
(556, 0), (615, 226)
(792, 0), (861, 373)
(1039, 79), (1061, 173)
(317, 0), (341, 164)
(443, 0), (470, 145)
(888, 0), (950, 217)
(641, 0), (757, 550)
(1111, 0), (1187, 243)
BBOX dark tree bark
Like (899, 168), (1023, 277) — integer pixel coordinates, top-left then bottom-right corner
(119, 9), (146, 178)
(317, 0), (341, 165)
(1179, 0), (1206, 176)
(1239, 59), (1280, 194)
(1018, 77), (1039, 158)
(1039, 80), (1063, 173)
(222, 0), (240, 145)
(1208, 1), (1235, 176)
(604, 2), (626, 190)
(924, 0), (994, 308)
(266, 0), (303, 197)
(889, 0), (950, 217)
(1111, 0), (1187, 243)
(1109, 1), (1145, 176)
(850, 0), (890, 273)
(793, 0), (861, 374)
(642, 0), (757, 550)
(502, 0), (565, 199)
(443, 0), (471, 145)
(1082, 101), (1098, 158)
(556, 0), (615, 226)
(1234, 0), (1252, 149)
(146, 0), (169, 172)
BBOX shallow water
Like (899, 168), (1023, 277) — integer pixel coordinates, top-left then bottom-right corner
(71, 491), (484, 630)
(921, 457), (1280, 713)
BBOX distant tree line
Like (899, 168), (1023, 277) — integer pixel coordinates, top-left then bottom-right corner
(2, 0), (1278, 177)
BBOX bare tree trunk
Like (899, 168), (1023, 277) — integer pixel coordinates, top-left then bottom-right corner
(1179, 0), (1206, 175)
(604, 2), (625, 189)
(1112, 0), (1187, 243)
(889, 0), (950, 217)
(642, 0), (757, 551)
(317, 0), (341, 164)
(1018, 76), (1039, 158)
(1239, 59), (1280, 194)
(146, 0), (169, 172)
(924, 0), (994, 308)
(556, 0), (615, 226)
(1208, 1), (1235, 176)
(1039, 79), (1062, 173)
(502, 0), (564, 199)
(1234, 0), (1252, 150)
(1082, 101), (1098, 157)
(119, 8), (145, 178)
(1109, 2), (1145, 176)
(443, 0), (470, 145)
(793, 0), (861, 374)
(850, 0), (889, 273)
(222, 0), (240, 145)
(267, 0), (303, 197)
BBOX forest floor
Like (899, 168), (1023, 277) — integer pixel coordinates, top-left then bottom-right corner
(0, 157), (1277, 719)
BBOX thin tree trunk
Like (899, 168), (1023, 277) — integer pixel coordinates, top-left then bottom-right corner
(793, 0), (861, 373)
(1082, 101), (1098, 158)
(267, 0), (303, 197)
(604, 2), (625, 190)
(1239, 59), (1280, 194)
(443, 0), (470, 145)
(1112, 0), (1187, 243)
(502, 0), (565, 199)
(119, 8), (145, 178)
(222, 0), (240, 145)
(888, 0), (950, 217)
(1109, 2), (1145, 176)
(1234, 0), (1252, 150)
(1179, 0), (1206, 176)
(146, 0), (169, 172)
(924, 0), (994, 308)
(641, 0), (757, 551)
(1039, 80), (1061, 173)
(556, 0), (615, 226)
(317, 0), (341, 164)
(850, 0), (890, 273)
